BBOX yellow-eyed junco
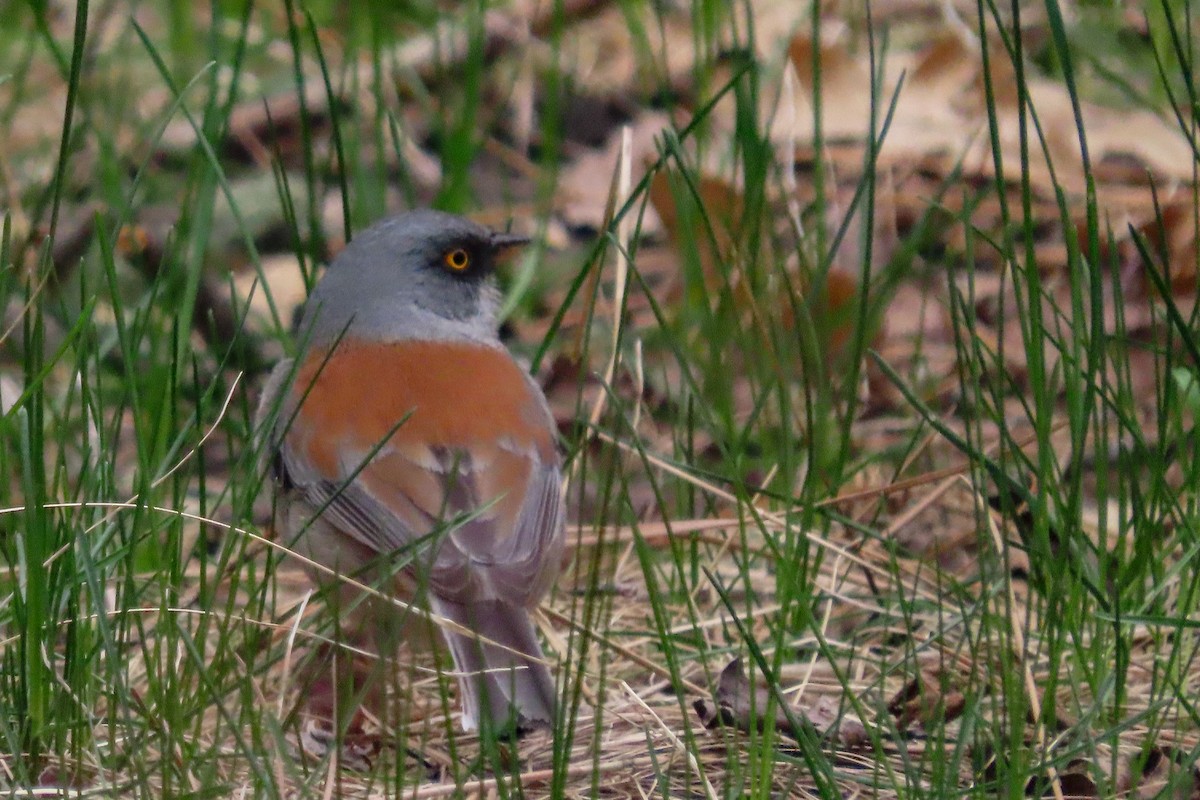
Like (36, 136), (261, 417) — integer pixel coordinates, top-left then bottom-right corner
(256, 210), (563, 758)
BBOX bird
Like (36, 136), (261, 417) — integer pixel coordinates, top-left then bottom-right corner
(255, 210), (564, 761)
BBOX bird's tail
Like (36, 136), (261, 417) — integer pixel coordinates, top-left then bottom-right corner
(432, 598), (556, 732)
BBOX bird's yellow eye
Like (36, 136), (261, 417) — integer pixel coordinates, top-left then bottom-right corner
(444, 248), (471, 272)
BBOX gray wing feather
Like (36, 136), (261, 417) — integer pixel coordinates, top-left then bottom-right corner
(254, 358), (294, 480)
(486, 460), (565, 605)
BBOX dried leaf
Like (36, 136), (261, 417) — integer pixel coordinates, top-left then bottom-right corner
(557, 111), (671, 234)
(887, 667), (966, 731)
(695, 658), (867, 749)
(1118, 746), (1200, 799)
(647, 167), (746, 294)
(1057, 760), (1099, 799)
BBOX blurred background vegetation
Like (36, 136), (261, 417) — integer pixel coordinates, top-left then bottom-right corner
(1, 0), (1199, 797)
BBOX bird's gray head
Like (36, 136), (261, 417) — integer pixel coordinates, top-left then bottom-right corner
(298, 210), (528, 347)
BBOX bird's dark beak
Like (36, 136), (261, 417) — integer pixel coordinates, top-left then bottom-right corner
(490, 230), (531, 251)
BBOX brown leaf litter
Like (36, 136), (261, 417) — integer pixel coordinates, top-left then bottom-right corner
(3, 1), (1200, 798)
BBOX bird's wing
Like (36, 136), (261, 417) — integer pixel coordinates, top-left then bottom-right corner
(262, 342), (564, 605)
